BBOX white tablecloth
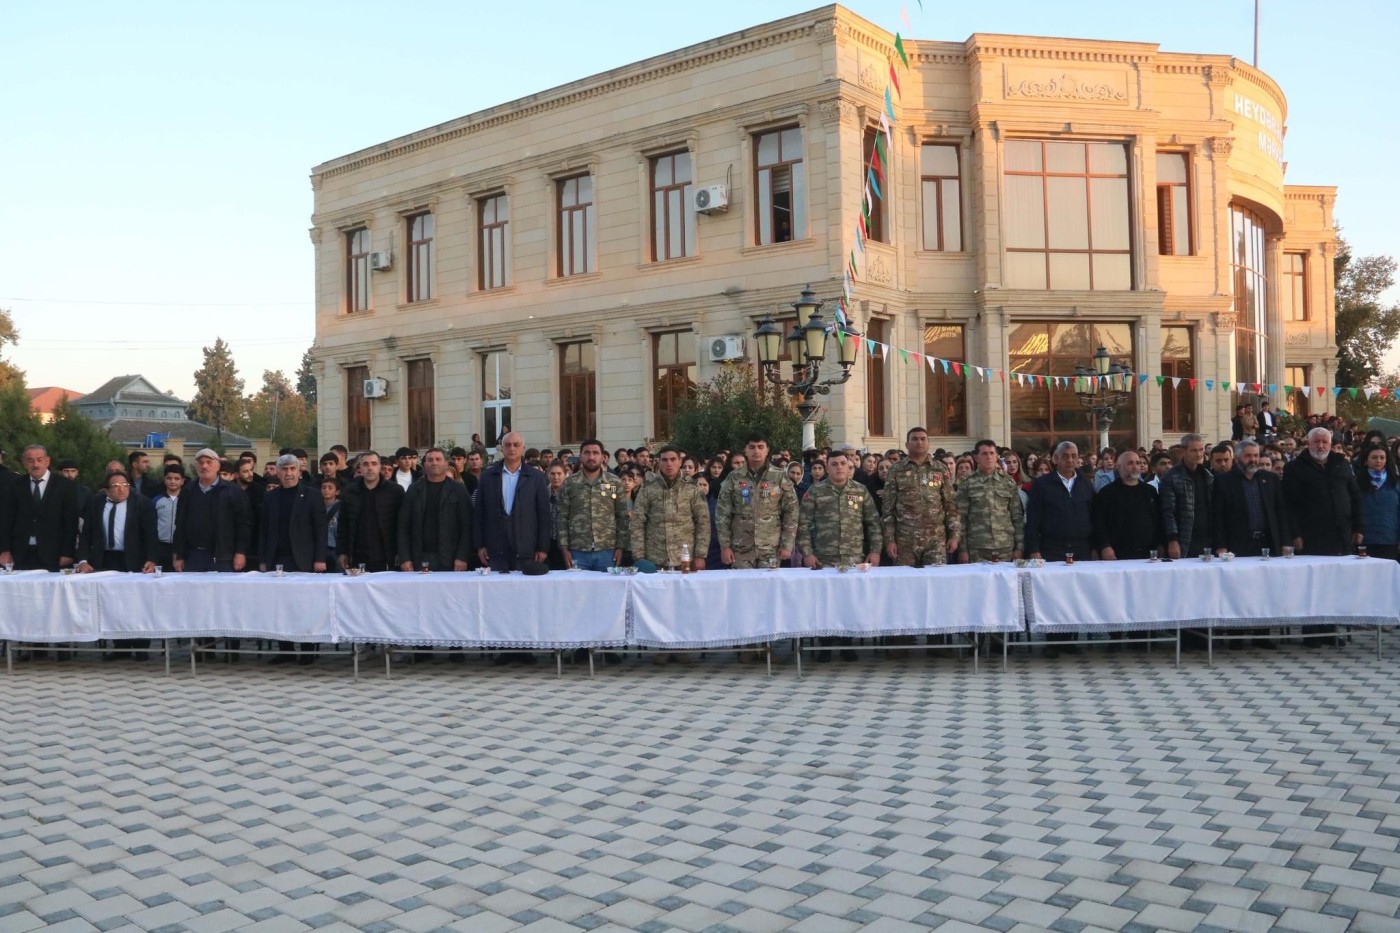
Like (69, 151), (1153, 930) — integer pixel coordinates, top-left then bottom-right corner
(96, 572), (337, 642)
(333, 571), (630, 648)
(628, 565), (1024, 648)
(1023, 555), (1400, 633)
(0, 570), (102, 642)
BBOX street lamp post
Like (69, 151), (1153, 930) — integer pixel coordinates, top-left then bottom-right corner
(1072, 345), (1131, 452)
(753, 286), (860, 451)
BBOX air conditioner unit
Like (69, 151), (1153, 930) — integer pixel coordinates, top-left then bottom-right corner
(708, 335), (746, 362)
(692, 185), (728, 214)
(369, 250), (393, 271)
(363, 377), (388, 399)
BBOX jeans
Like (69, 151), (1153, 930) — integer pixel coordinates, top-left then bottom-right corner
(570, 549), (614, 572)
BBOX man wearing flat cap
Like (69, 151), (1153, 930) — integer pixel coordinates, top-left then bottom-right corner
(173, 448), (250, 573)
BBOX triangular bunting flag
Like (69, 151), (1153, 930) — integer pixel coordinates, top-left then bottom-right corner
(1332, 386), (1343, 397)
(878, 110), (892, 149)
(884, 87), (896, 122)
(1366, 387), (1378, 400)
(900, 1), (912, 31)
(893, 33), (909, 69)
(880, 343), (890, 362)
(1172, 377), (1181, 389)
(1348, 387), (1359, 399)
(912, 352), (921, 365)
(1138, 374), (1149, 386)
(898, 348), (908, 364)
(1315, 386), (1326, 397)
(888, 63), (902, 98)
(1268, 384), (1276, 393)
(1221, 381), (1230, 391)
(1155, 375), (1165, 388)
(868, 170), (883, 200)
(928, 357), (938, 374)
(1283, 384), (1293, 395)
(869, 145), (884, 182)
(866, 338), (876, 357)
(1205, 380), (1215, 391)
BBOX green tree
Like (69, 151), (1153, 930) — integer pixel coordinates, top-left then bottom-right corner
(670, 365), (830, 459)
(1336, 369), (1400, 426)
(42, 398), (126, 485)
(295, 346), (317, 406)
(242, 369), (317, 450)
(1335, 235), (1400, 388)
(189, 338), (245, 449)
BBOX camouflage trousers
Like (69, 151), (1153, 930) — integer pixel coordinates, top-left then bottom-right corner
(891, 539), (947, 567)
(965, 548), (1015, 564)
(730, 548), (782, 570)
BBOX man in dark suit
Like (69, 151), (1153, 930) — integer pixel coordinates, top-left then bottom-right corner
(1283, 427), (1363, 557)
(397, 448), (472, 572)
(126, 451), (162, 499)
(1211, 440), (1288, 648)
(337, 451), (404, 573)
(1025, 441), (1096, 563)
(473, 432), (551, 573)
(1024, 441), (1096, 658)
(260, 454), (328, 664)
(0, 444), (80, 572)
(76, 470), (160, 658)
(173, 448), (250, 573)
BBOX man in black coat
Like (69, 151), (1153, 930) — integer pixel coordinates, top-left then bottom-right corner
(397, 448), (472, 572)
(76, 470), (158, 572)
(1025, 441), (1096, 563)
(473, 432), (551, 572)
(126, 451), (162, 499)
(1212, 440), (1289, 558)
(173, 449), (250, 573)
(76, 469), (160, 658)
(260, 454), (328, 663)
(1090, 451), (1162, 561)
(1283, 427), (1363, 556)
(337, 451), (403, 572)
(0, 444), (80, 572)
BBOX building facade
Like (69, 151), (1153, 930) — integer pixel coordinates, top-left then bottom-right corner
(74, 374), (254, 451)
(310, 4), (1336, 456)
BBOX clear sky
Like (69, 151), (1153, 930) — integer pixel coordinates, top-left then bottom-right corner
(3, 0), (1396, 401)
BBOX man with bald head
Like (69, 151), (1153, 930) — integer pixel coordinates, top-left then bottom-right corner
(473, 432), (551, 572)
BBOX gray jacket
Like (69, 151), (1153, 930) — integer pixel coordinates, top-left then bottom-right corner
(1159, 463), (1213, 556)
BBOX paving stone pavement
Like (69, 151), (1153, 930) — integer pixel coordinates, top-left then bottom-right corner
(1, 641), (1398, 931)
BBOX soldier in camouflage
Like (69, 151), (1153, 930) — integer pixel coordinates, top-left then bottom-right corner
(956, 439), (1024, 563)
(798, 451), (882, 567)
(631, 446), (710, 568)
(557, 439), (627, 571)
(881, 426), (961, 566)
(716, 435), (798, 568)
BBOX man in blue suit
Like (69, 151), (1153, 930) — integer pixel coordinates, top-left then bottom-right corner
(473, 432), (551, 573)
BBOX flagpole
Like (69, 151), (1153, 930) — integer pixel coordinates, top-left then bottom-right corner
(1254, 0), (1260, 67)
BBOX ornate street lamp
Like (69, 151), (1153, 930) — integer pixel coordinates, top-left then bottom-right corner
(753, 285), (860, 451)
(1072, 345), (1132, 452)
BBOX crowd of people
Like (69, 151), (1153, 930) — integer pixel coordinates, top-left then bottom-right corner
(1, 408), (1395, 663)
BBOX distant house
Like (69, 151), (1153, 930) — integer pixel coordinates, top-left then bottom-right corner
(28, 386), (85, 424)
(73, 374), (253, 450)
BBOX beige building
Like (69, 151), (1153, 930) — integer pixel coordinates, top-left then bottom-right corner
(310, 4), (1336, 456)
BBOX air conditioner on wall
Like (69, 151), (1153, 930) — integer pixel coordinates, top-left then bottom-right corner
(369, 250), (393, 271)
(692, 185), (728, 214)
(363, 378), (388, 399)
(708, 336), (746, 362)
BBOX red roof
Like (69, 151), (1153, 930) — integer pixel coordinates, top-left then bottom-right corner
(27, 386), (85, 415)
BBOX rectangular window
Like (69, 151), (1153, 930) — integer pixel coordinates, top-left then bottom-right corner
(862, 128), (888, 243)
(557, 175), (595, 277)
(651, 151), (695, 261)
(1282, 252), (1309, 321)
(653, 331), (696, 441)
(481, 351), (513, 453)
(478, 193), (509, 290)
(1003, 139), (1133, 290)
(1155, 152), (1192, 256)
(405, 212), (434, 302)
(1007, 321), (1137, 452)
(754, 126), (805, 245)
(406, 359), (435, 450)
(866, 319), (889, 437)
(1286, 365), (1310, 417)
(923, 324), (966, 435)
(559, 342), (596, 445)
(346, 228), (370, 313)
(345, 365), (371, 450)
(920, 143), (962, 252)
(1160, 325), (1196, 433)
(1231, 205), (1268, 385)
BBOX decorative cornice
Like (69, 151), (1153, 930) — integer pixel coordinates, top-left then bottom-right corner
(1202, 65), (1233, 87)
(1006, 71), (1127, 103)
(817, 97), (859, 126)
(308, 226), (323, 245)
(317, 20), (820, 179)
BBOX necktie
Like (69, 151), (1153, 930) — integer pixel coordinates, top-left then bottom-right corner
(32, 480), (41, 504)
(107, 503), (117, 550)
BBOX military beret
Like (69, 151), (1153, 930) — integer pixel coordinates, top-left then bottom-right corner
(520, 560), (549, 576)
(633, 559), (658, 574)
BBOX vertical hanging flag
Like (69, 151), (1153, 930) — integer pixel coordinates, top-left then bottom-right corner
(893, 33), (909, 69)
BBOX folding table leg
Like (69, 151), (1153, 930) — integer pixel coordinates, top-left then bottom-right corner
(1002, 634), (1008, 673)
(385, 649), (392, 681)
(5, 642), (10, 675)
(588, 650), (595, 678)
(190, 640), (198, 676)
(973, 636), (979, 675)
(795, 641), (804, 679)
(765, 644), (772, 678)
(353, 645), (359, 680)
(163, 639), (171, 677)
(1175, 628), (1181, 667)
(1207, 630), (1213, 667)
(555, 651), (562, 678)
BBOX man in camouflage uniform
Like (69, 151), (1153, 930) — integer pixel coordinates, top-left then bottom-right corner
(557, 439), (627, 571)
(882, 426), (960, 566)
(956, 439), (1024, 563)
(798, 451), (882, 567)
(632, 446), (710, 568)
(717, 434), (797, 569)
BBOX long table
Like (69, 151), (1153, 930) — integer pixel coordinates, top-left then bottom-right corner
(0, 558), (1394, 656)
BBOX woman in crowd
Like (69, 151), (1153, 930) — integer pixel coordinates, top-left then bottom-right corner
(954, 454), (974, 485)
(788, 460), (810, 500)
(681, 456), (700, 481)
(809, 459), (827, 486)
(695, 475), (726, 570)
(1359, 444), (1400, 561)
